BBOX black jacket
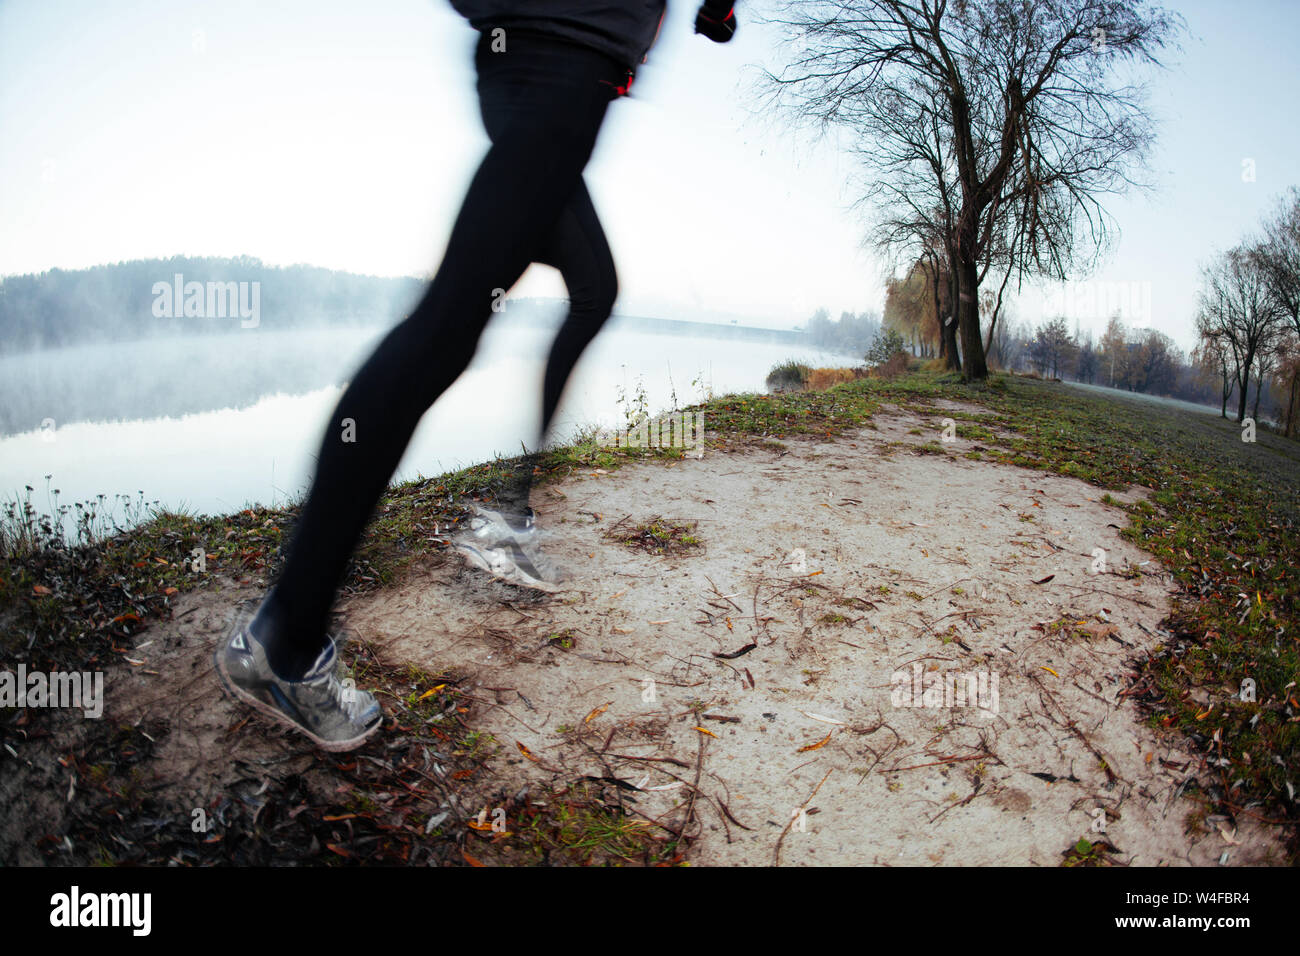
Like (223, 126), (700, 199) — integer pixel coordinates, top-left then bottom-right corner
(449, 0), (668, 71)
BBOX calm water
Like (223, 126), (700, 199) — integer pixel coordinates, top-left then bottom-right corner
(1, 318), (848, 530)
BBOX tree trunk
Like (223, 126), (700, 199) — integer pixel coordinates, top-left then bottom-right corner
(941, 267), (961, 371)
(1287, 370), (1299, 437)
(927, 255), (946, 364)
(956, 254), (987, 382)
(1236, 350), (1255, 423)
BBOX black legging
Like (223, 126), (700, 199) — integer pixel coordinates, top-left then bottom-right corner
(258, 31), (625, 677)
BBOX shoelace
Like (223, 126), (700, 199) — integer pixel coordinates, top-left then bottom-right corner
(306, 665), (367, 719)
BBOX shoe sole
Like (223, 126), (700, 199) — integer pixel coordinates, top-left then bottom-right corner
(213, 636), (382, 753)
(453, 541), (562, 593)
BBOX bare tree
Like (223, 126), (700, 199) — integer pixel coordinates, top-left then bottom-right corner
(1029, 315), (1076, 378)
(1192, 330), (1235, 419)
(988, 297), (1018, 368)
(893, 259), (945, 355)
(1252, 337), (1276, 423)
(1099, 313), (1127, 388)
(1272, 331), (1300, 437)
(1255, 187), (1300, 339)
(1198, 244), (1287, 423)
(1075, 334), (1099, 383)
(760, 0), (1182, 382)
(1254, 189), (1300, 429)
(1126, 328), (1179, 395)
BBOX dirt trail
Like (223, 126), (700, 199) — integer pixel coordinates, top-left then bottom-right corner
(338, 401), (1280, 865)
(15, 401), (1281, 865)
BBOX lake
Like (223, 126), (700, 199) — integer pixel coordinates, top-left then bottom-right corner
(0, 316), (851, 532)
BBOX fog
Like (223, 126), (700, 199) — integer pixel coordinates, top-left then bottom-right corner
(1, 309), (852, 531)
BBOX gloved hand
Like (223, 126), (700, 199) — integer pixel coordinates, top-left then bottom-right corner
(695, 1), (737, 42)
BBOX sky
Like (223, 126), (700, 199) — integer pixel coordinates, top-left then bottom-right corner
(1, 0), (1298, 353)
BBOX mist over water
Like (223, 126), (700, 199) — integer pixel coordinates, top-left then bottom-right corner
(1, 316), (850, 531)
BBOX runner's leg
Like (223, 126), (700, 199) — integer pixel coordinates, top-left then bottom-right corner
(497, 177), (619, 516)
(255, 35), (623, 678)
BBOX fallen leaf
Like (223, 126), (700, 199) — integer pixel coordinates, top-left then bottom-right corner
(1081, 623), (1119, 640)
(461, 849), (486, 867)
(694, 726), (717, 738)
(1033, 574), (1055, 585)
(798, 731), (832, 752)
(516, 742), (540, 763)
(1041, 666), (1060, 677)
(584, 703), (609, 724)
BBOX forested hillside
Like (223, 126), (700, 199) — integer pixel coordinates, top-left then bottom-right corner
(0, 257), (425, 354)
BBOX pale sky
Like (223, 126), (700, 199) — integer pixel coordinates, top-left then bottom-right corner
(2, 0), (1298, 353)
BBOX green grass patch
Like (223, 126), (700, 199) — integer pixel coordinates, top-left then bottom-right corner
(602, 517), (702, 556)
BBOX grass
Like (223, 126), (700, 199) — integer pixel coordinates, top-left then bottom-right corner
(31, 645), (682, 866)
(0, 421), (697, 664)
(484, 781), (684, 866)
(778, 373), (1297, 851)
(603, 517), (702, 556)
(1062, 838), (1121, 867)
(5, 367), (1299, 861)
(765, 359), (812, 392)
(687, 369), (1298, 849)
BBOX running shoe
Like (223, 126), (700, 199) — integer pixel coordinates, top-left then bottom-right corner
(453, 503), (567, 592)
(214, 608), (382, 752)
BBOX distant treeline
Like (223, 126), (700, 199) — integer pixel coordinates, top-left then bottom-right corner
(0, 257), (425, 354)
(803, 308), (883, 356)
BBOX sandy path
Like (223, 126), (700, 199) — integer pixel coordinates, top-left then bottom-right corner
(337, 402), (1282, 866)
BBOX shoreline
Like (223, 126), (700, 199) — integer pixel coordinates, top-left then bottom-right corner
(2, 372), (1298, 865)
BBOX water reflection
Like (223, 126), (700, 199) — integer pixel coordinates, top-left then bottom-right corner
(1, 318), (850, 530)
